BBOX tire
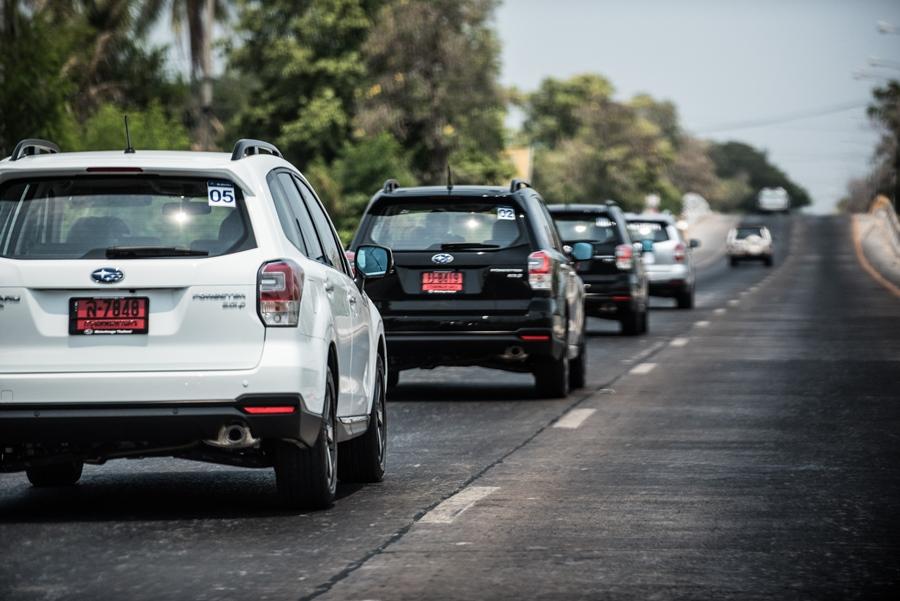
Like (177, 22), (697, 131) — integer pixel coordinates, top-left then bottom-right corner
(534, 349), (570, 399)
(26, 461), (83, 487)
(676, 287), (694, 309)
(569, 339), (586, 390)
(387, 368), (399, 391)
(764, 256), (773, 267)
(338, 356), (387, 483)
(640, 309), (649, 334)
(273, 367), (338, 510)
(620, 308), (642, 336)
(729, 257), (738, 267)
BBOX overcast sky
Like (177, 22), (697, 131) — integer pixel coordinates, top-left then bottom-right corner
(495, 0), (900, 213)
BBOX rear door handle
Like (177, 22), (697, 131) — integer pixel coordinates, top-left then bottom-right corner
(348, 295), (357, 305)
(324, 282), (335, 293)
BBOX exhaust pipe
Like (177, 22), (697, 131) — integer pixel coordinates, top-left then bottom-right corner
(204, 424), (260, 449)
(502, 345), (527, 360)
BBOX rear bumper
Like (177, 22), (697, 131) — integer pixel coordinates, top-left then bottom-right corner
(0, 395), (320, 447)
(386, 329), (562, 370)
(727, 247), (771, 258)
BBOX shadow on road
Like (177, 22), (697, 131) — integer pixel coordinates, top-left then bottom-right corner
(0, 469), (365, 522)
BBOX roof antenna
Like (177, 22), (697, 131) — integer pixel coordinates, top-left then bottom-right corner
(446, 164), (453, 192)
(123, 115), (135, 154)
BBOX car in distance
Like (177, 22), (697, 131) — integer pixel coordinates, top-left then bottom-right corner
(625, 212), (700, 309)
(757, 187), (790, 213)
(0, 138), (391, 510)
(548, 203), (649, 335)
(349, 179), (590, 398)
(727, 224), (773, 266)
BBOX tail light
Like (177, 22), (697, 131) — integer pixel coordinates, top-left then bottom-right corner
(615, 244), (633, 270)
(673, 242), (686, 263)
(527, 250), (553, 290)
(257, 259), (303, 327)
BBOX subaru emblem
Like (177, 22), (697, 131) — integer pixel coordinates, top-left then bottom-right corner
(431, 253), (454, 265)
(91, 267), (124, 284)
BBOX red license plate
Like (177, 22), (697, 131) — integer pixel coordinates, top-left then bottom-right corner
(69, 297), (149, 335)
(422, 271), (463, 293)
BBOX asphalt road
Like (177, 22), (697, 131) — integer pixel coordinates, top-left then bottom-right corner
(1, 214), (898, 600)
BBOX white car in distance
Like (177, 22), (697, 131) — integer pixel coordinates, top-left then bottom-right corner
(0, 138), (392, 510)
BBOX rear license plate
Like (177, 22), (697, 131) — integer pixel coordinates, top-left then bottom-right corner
(422, 271), (463, 293)
(69, 297), (149, 335)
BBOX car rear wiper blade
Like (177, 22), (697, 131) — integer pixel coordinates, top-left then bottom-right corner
(105, 246), (209, 258)
(439, 242), (500, 250)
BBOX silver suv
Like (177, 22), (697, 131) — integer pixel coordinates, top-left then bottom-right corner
(626, 213), (699, 309)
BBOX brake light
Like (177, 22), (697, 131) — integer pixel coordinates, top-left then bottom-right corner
(257, 259), (303, 327)
(674, 242), (686, 263)
(85, 167), (144, 173)
(527, 250), (553, 290)
(615, 244), (633, 270)
(243, 406), (296, 415)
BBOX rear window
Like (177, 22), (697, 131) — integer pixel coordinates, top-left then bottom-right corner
(362, 199), (526, 251)
(735, 227), (763, 239)
(627, 220), (670, 242)
(552, 213), (623, 252)
(0, 176), (255, 259)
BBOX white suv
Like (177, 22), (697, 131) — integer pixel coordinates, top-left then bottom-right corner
(0, 138), (392, 510)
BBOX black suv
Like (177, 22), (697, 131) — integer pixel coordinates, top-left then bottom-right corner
(350, 179), (591, 398)
(548, 203), (649, 335)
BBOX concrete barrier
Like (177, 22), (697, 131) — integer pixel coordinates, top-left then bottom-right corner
(853, 196), (900, 296)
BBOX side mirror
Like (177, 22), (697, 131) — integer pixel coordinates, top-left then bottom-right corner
(689, 238), (700, 249)
(571, 242), (593, 261)
(354, 244), (393, 281)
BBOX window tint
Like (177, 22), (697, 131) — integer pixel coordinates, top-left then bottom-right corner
(736, 227), (763, 239)
(267, 173), (308, 255)
(535, 198), (563, 251)
(552, 213), (624, 254)
(627, 221), (670, 243)
(0, 176), (254, 259)
(363, 198), (526, 251)
(275, 173), (324, 263)
(295, 178), (344, 271)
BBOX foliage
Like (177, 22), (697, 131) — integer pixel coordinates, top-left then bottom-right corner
(865, 80), (900, 206)
(523, 74), (680, 211)
(305, 132), (415, 242)
(356, 0), (511, 184)
(707, 141), (812, 210)
(0, 9), (75, 154)
(73, 102), (191, 151)
(227, 0), (382, 167)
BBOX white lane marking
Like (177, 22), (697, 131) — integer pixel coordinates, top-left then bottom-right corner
(670, 337), (689, 347)
(629, 341), (666, 364)
(420, 486), (499, 524)
(630, 362), (656, 375)
(713, 308), (726, 315)
(554, 408), (596, 429)
(694, 320), (710, 328)
(749, 286), (758, 292)
(727, 299), (740, 306)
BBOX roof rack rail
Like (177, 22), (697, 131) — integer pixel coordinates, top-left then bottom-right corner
(383, 179), (400, 193)
(231, 139), (282, 161)
(509, 179), (531, 193)
(604, 199), (618, 207)
(10, 139), (60, 162)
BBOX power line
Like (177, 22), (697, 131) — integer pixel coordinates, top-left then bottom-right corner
(691, 100), (870, 135)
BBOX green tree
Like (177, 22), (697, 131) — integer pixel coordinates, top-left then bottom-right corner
(356, 0), (511, 184)
(0, 6), (75, 154)
(522, 74), (679, 210)
(227, 0), (382, 166)
(74, 102), (191, 151)
(707, 141), (812, 210)
(867, 79), (900, 208)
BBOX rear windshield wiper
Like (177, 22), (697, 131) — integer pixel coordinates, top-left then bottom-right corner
(439, 242), (500, 250)
(105, 246), (209, 258)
